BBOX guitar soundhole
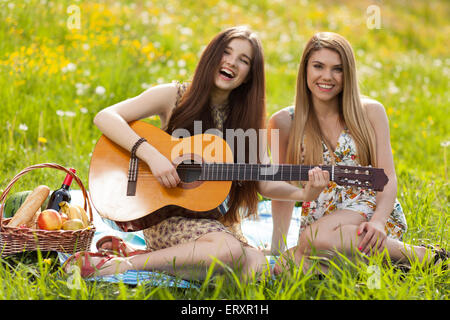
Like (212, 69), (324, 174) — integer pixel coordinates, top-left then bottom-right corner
(176, 160), (202, 183)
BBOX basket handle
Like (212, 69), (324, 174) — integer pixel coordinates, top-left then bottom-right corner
(0, 163), (94, 225)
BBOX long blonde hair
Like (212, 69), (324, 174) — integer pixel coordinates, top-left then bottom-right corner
(286, 32), (377, 167)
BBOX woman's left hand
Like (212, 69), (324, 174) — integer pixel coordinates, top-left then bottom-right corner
(357, 220), (387, 254)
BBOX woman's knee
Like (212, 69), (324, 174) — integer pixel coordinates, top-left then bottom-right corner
(298, 228), (330, 253)
(199, 232), (267, 273)
(333, 224), (360, 251)
(298, 223), (360, 254)
(242, 247), (268, 273)
(198, 231), (247, 264)
(299, 210), (364, 250)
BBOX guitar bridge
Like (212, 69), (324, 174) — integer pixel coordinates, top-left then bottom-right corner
(127, 156), (139, 196)
(126, 137), (147, 196)
(127, 180), (137, 196)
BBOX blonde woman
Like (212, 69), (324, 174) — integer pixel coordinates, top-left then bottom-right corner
(269, 32), (448, 274)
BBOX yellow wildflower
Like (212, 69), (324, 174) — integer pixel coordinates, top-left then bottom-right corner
(38, 137), (47, 144)
(387, 107), (394, 115)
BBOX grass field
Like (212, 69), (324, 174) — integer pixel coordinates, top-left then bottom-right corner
(0, 0), (448, 300)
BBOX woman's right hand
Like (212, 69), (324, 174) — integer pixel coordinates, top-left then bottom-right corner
(145, 150), (181, 188)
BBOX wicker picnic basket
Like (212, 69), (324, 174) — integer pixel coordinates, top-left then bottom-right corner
(0, 163), (95, 257)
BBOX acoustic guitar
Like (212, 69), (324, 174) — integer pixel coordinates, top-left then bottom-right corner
(88, 121), (388, 231)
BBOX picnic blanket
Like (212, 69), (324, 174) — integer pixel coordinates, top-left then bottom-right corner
(58, 191), (302, 287)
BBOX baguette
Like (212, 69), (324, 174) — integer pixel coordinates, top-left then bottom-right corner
(26, 208), (41, 229)
(7, 185), (50, 228)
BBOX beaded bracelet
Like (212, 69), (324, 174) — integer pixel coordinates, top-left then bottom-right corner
(131, 137), (147, 156)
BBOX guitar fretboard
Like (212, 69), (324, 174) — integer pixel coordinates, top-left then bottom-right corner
(198, 163), (335, 181)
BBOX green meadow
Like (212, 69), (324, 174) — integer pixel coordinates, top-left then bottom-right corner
(0, 0), (448, 300)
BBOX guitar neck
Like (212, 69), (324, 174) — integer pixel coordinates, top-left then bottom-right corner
(198, 164), (335, 182)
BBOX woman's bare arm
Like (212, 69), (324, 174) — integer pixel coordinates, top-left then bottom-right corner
(93, 83), (181, 188)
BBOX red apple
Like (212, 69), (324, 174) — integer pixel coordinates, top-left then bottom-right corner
(37, 209), (62, 230)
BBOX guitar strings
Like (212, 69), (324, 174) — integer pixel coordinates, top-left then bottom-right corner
(137, 164), (371, 175)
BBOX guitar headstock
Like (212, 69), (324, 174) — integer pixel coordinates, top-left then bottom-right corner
(333, 165), (388, 191)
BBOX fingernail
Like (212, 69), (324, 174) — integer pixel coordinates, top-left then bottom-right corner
(357, 231), (361, 236)
(358, 246), (362, 251)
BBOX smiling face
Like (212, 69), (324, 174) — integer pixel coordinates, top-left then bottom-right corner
(213, 38), (253, 93)
(306, 48), (343, 105)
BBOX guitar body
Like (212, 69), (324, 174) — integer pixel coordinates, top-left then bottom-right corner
(89, 121), (233, 231)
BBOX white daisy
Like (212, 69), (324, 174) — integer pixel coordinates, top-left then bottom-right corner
(95, 86), (106, 95)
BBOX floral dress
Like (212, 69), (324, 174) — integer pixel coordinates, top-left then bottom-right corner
(286, 106), (407, 240)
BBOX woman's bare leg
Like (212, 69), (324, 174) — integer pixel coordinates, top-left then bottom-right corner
(298, 210), (429, 263)
(71, 231), (268, 280)
(274, 210), (430, 273)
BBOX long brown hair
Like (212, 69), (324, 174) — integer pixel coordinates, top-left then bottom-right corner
(286, 32), (377, 168)
(166, 26), (266, 225)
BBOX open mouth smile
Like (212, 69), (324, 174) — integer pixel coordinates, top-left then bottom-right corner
(317, 83), (334, 91)
(219, 67), (236, 80)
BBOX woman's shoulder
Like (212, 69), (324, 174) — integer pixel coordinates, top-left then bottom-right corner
(269, 107), (294, 135)
(361, 96), (385, 113)
(268, 107), (295, 149)
(268, 106), (294, 132)
(139, 81), (180, 102)
(360, 96), (389, 129)
(146, 80), (189, 108)
(143, 81), (188, 99)
(172, 80), (189, 96)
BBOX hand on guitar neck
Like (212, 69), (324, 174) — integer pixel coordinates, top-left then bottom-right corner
(299, 166), (330, 202)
